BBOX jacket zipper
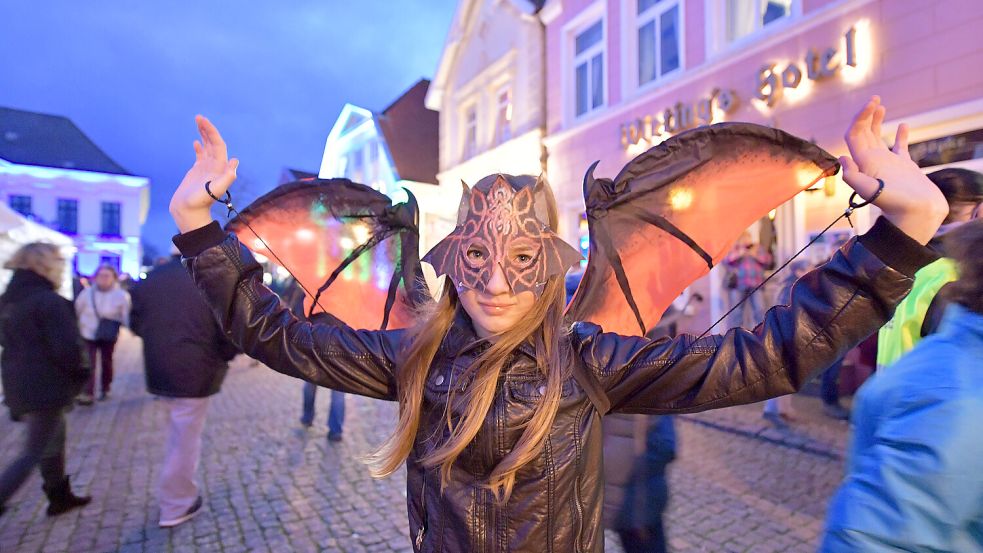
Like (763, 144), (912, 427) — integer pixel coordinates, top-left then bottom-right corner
(416, 471), (427, 550)
(573, 475), (585, 553)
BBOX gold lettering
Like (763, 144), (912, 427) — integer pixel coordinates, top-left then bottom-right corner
(663, 107), (677, 133)
(805, 49), (821, 80)
(845, 26), (857, 67)
(819, 47), (840, 79)
(755, 64), (782, 107)
(782, 64), (802, 88)
(717, 89), (738, 112)
(643, 115), (654, 141)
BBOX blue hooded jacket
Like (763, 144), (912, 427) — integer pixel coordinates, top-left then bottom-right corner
(821, 304), (983, 552)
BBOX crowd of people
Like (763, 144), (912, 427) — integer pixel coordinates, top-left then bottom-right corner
(0, 98), (981, 552)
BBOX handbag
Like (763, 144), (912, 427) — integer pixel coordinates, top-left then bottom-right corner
(91, 290), (121, 343)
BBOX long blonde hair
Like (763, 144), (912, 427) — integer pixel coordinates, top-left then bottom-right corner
(366, 179), (571, 503)
(4, 242), (65, 287)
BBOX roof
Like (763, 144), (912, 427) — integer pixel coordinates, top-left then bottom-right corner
(279, 168), (317, 184)
(0, 107), (134, 176)
(426, 0), (544, 111)
(377, 80), (439, 185)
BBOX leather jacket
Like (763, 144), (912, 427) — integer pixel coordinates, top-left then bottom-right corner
(174, 216), (935, 552)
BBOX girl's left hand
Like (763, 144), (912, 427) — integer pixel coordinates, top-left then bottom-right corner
(840, 96), (948, 244)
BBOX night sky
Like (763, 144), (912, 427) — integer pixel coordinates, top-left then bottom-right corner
(0, 1), (457, 256)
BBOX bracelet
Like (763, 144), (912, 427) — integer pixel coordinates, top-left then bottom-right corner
(204, 181), (235, 218)
(847, 178), (885, 212)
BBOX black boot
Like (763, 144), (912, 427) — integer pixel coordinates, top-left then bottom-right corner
(43, 476), (91, 516)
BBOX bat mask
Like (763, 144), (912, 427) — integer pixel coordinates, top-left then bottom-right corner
(423, 174), (583, 297)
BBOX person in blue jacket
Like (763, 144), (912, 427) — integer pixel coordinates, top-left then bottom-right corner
(820, 217), (983, 552)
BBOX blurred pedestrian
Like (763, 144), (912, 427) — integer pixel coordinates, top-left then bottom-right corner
(723, 231), (772, 328)
(0, 243), (91, 518)
(877, 167), (983, 369)
(74, 264), (130, 404)
(275, 277), (348, 441)
(821, 217), (983, 552)
(604, 415), (676, 553)
(130, 251), (239, 528)
(603, 302), (686, 553)
(762, 259), (811, 424)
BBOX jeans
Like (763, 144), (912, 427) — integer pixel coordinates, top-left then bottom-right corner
(158, 397), (209, 521)
(0, 408), (67, 506)
(727, 287), (764, 329)
(301, 382), (345, 435)
(84, 339), (116, 396)
(821, 358), (844, 406)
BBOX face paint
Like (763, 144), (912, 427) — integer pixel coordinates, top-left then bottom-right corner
(423, 175), (582, 297)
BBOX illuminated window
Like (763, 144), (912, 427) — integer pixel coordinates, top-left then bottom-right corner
(494, 86), (513, 145)
(726, 0), (794, 43)
(574, 19), (605, 118)
(637, 0), (681, 87)
(57, 198), (78, 234)
(8, 194), (32, 217)
(101, 201), (121, 237)
(463, 104), (478, 159)
(347, 148), (365, 183)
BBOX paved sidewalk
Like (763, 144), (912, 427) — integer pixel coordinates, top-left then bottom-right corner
(0, 331), (849, 552)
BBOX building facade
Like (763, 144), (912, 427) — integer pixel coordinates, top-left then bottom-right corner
(0, 107), (150, 278)
(426, 0), (549, 223)
(539, 0), (983, 326)
(318, 79), (452, 252)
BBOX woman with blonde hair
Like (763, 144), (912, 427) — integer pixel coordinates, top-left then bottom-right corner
(169, 97), (947, 551)
(74, 263), (130, 404)
(0, 243), (91, 517)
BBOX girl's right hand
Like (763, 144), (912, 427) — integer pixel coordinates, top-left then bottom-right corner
(169, 115), (239, 233)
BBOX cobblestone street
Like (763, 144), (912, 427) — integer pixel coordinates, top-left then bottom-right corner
(0, 331), (850, 552)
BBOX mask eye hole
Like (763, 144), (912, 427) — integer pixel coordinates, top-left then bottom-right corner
(509, 242), (539, 269)
(463, 243), (490, 268)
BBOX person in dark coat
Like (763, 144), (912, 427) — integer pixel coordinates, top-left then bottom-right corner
(0, 243), (92, 518)
(129, 253), (239, 528)
(602, 301), (684, 553)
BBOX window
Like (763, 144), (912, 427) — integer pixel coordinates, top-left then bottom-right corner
(8, 194), (32, 217)
(57, 198), (78, 234)
(367, 141), (380, 187)
(574, 19), (605, 118)
(463, 105), (478, 159)
(637, 0), (681, 87)
(346, 148), (365, 182)
(494, 87), (513, 145)
(726, 0), (794, 43)
(101, 201), (121, 237)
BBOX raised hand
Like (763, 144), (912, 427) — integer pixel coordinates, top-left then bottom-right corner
(840, 96), (948, 244)
(169, 115), (239, 233)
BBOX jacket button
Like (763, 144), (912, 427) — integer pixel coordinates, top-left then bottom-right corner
(434, 375), (445, 386)
(538, 385), (547, 395)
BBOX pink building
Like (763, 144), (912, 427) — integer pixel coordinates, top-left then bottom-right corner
(540, 0), (983, 324)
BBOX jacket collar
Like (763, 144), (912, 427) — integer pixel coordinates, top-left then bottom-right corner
(939, 304), (983, 343)
(443, 309), (538, 361)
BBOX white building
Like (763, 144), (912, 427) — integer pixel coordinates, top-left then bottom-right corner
(425, 0), (549, 196)
(319, 79), (454, 253)
(0, 107), (150, 278)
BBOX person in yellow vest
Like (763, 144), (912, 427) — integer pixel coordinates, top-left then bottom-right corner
(877, 168), (983, 369)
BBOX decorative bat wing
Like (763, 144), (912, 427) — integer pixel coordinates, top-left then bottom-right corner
(225, 178), (425, 331)
(565, 122), (840, 336)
